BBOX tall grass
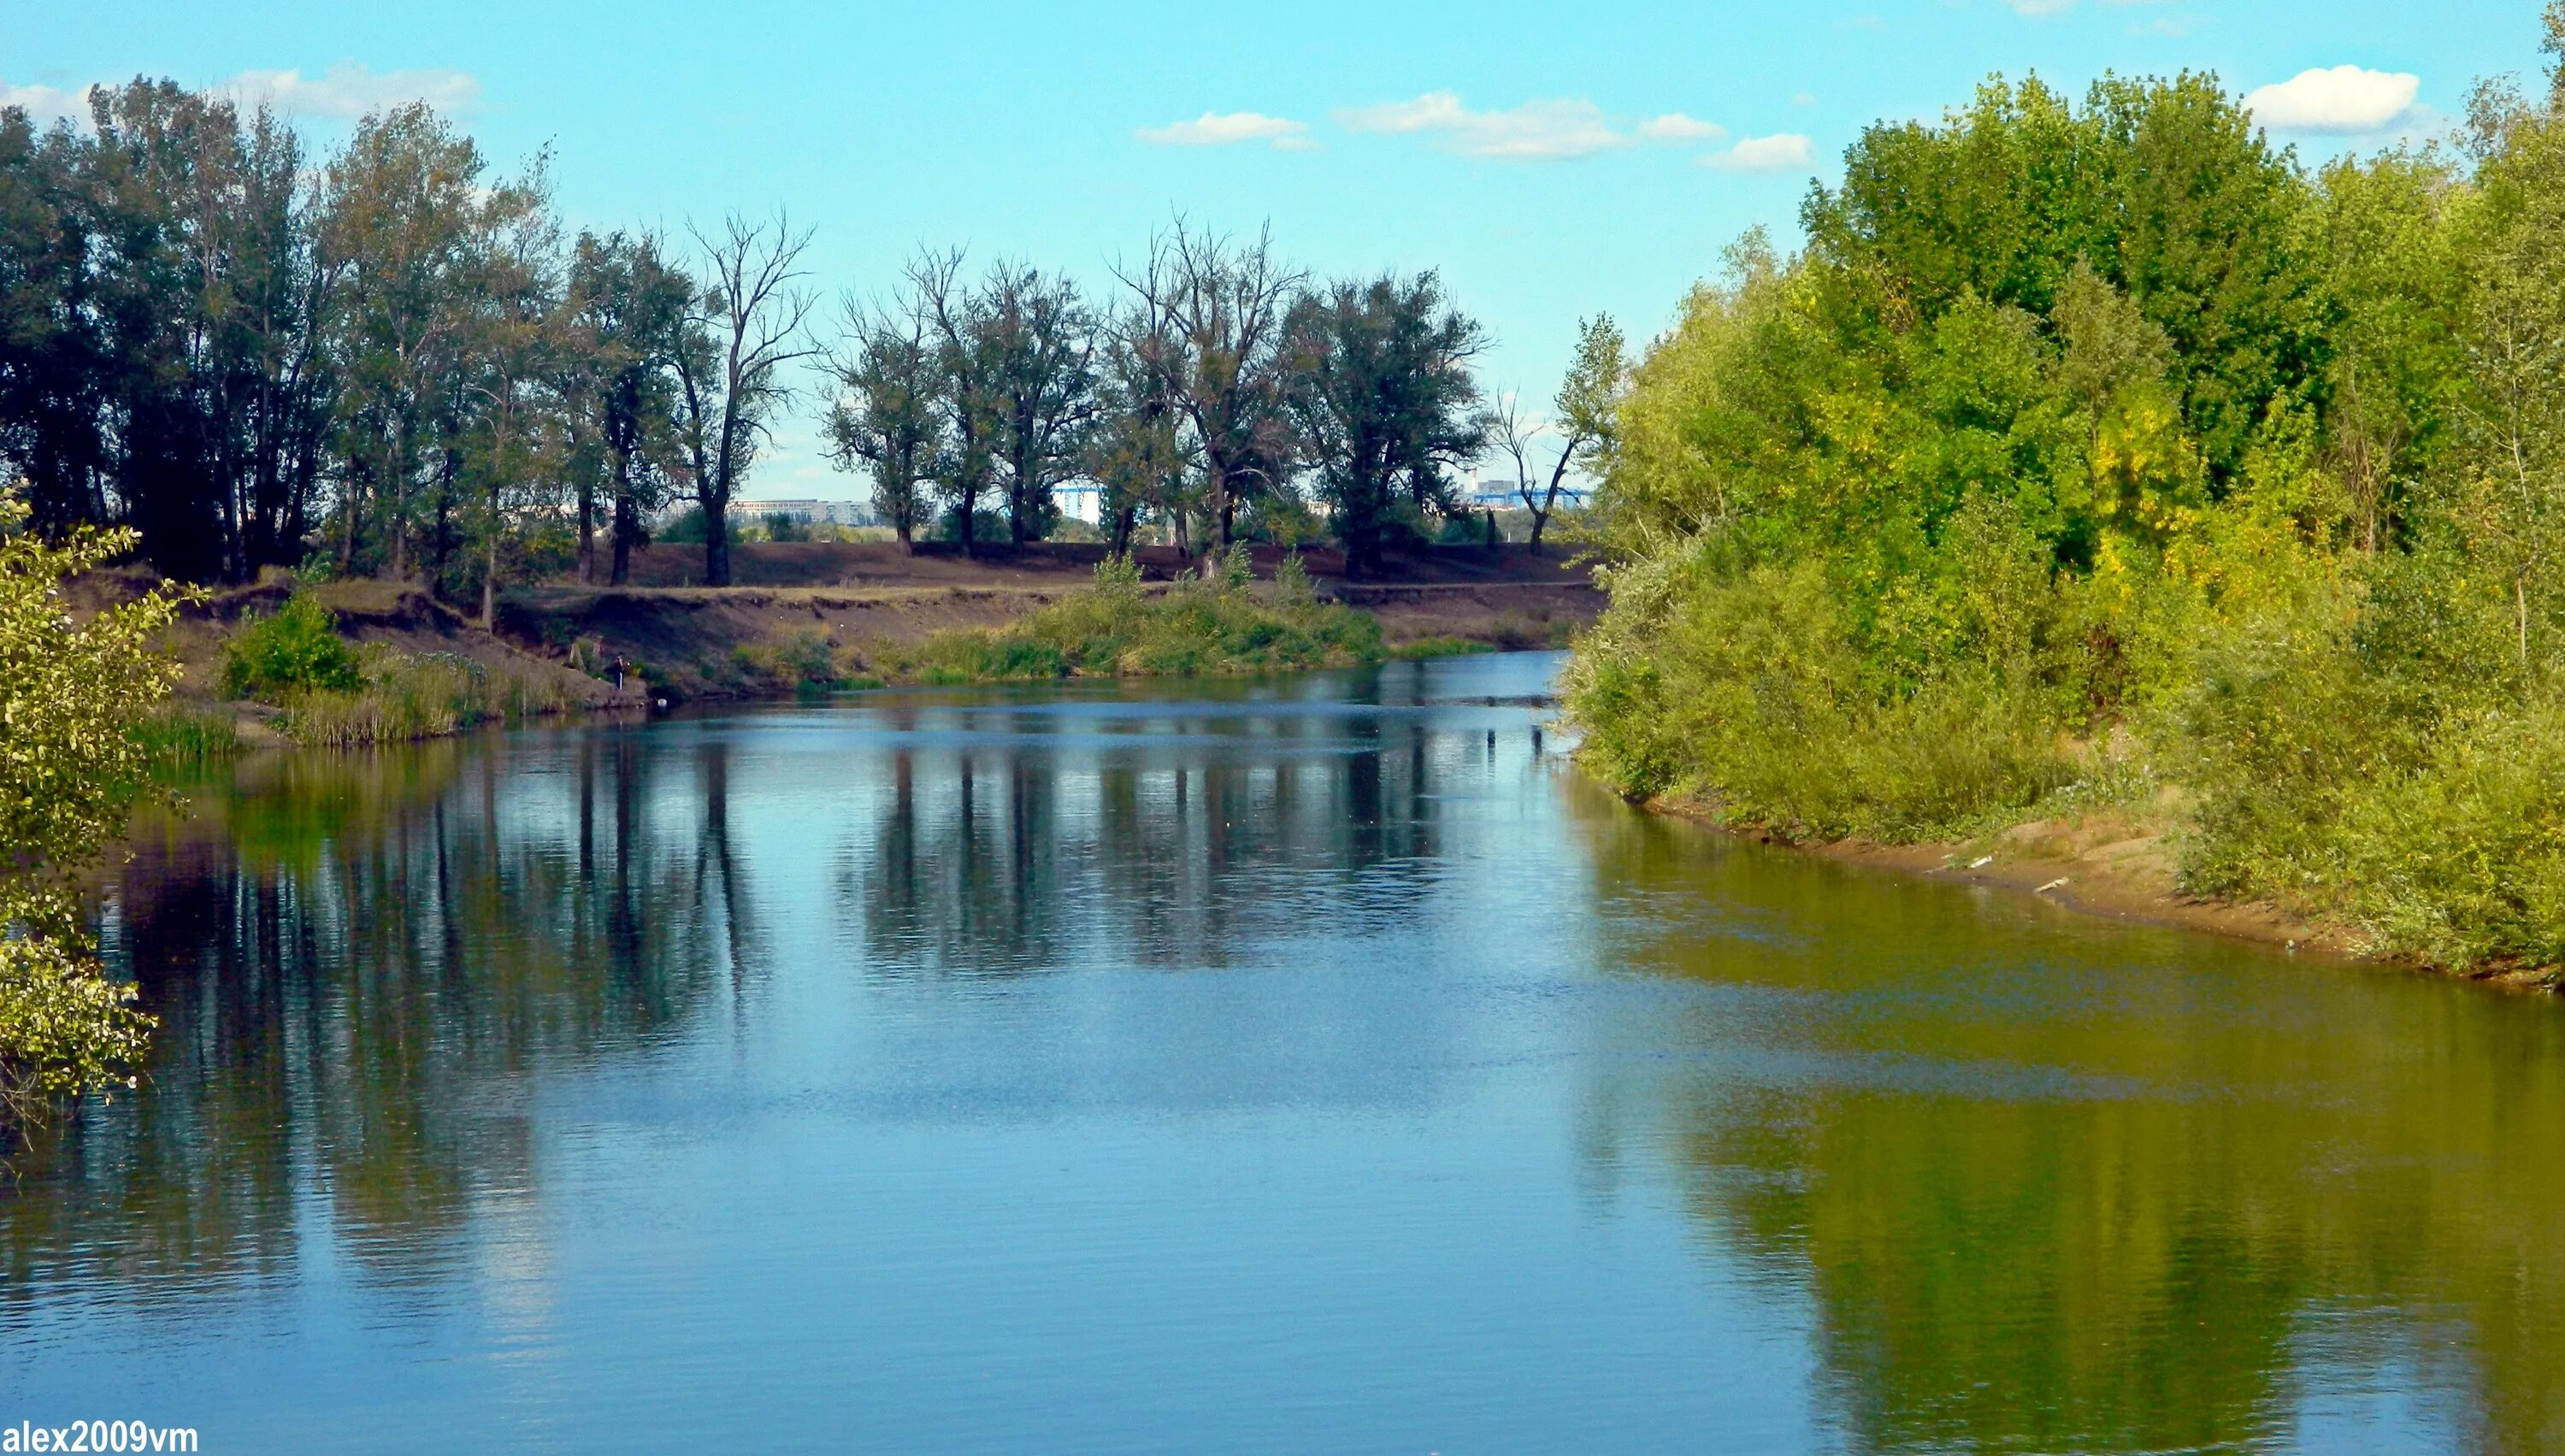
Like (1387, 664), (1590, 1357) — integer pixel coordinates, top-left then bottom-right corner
(132, 703), (244, 766)
(280, 649), (585, 747)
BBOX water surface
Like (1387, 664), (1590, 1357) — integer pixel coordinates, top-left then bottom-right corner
(7, 651), (2564, 1453)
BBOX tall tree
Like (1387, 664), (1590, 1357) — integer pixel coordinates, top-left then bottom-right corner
(2452, 54), (2565, 665)
(458, 164), (565, 627)
(1088, 298), (1196, 555)
(908, 249), (1001, 555)
(1119, 222), (1302, 561)
(981, 262), (1097, 547)
(672, 213), (815, 587)
(569, 231), (693, 584)
(318, 103), (540, 581)
(822, 292), (943, 551)
(1281, 271), (1489, 578)
(1524, 315), (1627, 551)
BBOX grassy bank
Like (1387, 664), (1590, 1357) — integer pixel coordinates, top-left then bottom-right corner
(1566, 57), (2565, 986)
(208, 592), (605, 749)
(873, 554), (1383, 685)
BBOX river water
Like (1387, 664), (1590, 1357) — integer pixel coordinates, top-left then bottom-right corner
(5, 651), (2562, 1453)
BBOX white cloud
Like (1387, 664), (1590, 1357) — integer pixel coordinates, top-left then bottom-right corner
(2244, 65), (2421, 133)
(1136, 110), (1312, 149)
(2006, 0), (2073, 14)
(1701, 133), (1814, 172)
(0, 80), (99, 125)
(1339, 91), (1626, 160)
(223, 62), (481, 119)
(1636, 112), (1727, 143)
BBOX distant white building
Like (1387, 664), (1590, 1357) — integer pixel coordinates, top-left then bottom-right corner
(727, 498), (879, 528)
(1055, 481), (1106, 524)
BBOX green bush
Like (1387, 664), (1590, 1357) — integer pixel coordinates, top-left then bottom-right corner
(222, 594), (363, 700)
(893, 566), (1383, 684)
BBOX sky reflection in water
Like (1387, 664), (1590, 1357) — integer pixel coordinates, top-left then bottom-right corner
(3, 651), (2561, 1453)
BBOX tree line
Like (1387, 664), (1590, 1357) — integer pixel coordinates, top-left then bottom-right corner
(0, 81), (1605, 600)
(1569, 4), (2565, 971)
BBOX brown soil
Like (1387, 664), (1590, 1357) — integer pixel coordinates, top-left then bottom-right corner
(501, 540), (1601, 696)
(1652, 793), (2562, 995)
(93, 539), (1596, 730)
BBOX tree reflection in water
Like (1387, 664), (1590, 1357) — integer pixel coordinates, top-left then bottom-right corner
(10, 658), (2556, 1453)
(2, 735), (734, 1315)
(1566, 781), (2565, 1455)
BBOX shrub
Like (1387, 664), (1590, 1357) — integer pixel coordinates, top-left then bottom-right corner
(894, 569), (1384, 684)
(222, 594), (363, 700)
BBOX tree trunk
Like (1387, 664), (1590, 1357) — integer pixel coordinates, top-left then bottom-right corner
(578, 480), (596, 584)
(611, 492), (638, 585)
(705, 493), (732, 587)
(481, 519), (499, 631)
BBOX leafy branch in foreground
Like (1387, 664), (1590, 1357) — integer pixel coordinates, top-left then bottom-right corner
(0, 496), (190, 1131)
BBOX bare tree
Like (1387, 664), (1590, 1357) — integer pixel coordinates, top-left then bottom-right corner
(673, 211), (817, 587)
(1488, 389), (1540, 551)
(1117, 221), (1304, 568)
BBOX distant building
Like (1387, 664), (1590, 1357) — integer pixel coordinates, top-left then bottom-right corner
(1055, 481), (1105, 525)
(1461, 472), (1591, 512)
(725, 498), (879, 528)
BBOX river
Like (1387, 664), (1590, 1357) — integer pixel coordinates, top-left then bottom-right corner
(4, 651), (2562, 1453)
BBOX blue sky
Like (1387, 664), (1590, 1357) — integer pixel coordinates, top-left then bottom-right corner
(3, 0), (2544, 496)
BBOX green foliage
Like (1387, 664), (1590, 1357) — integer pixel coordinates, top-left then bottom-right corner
(277, 648), (584, 747)
(1571, 36), (2565, 972)
(221, 594), (363, 699)
(729, 630), (849, 693)
(134, 704), (244, 766)
(897, 571), (1383, 683)
(0, 498), (183, 1129)
(1273, 550), (1315, 609)
(1282, 271), (1489, 575)
(1388, 637), (1498, 661)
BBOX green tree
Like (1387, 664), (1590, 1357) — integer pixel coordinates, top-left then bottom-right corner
(823, 293), (944, 550)
(1087, 300), (1197, 554)
(2303, 151), (2467, 551)
(1523, 314), (1628, 551)
(2452, 62), (2565, 664)
(981, 262), (1097, 547)
(318, 103), (533, 580)
(1121, 223), (1304, 561)
(906, 249), (1008, 555)
(568, 231), (694, 584)
(0, 497), (184, 1130)
(1281, 271), (1489, 578)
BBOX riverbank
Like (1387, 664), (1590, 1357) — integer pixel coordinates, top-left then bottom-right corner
(509, 539), (1597, 702)
(117, 541), (1597, 748)
(1642, 791), (2564, 994)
